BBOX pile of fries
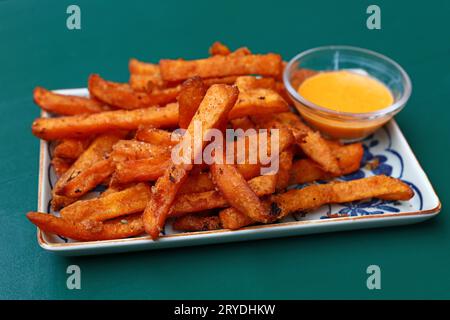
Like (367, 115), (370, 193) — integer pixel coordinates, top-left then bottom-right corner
(27, 42), (414, 241)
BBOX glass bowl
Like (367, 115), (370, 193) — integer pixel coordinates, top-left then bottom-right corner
(283, 45), (412, 141)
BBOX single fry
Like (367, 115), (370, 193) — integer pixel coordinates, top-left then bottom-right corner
(110, 140), (171, 162)
(143, 84), (239, 239)
(27, 212), (144, 241)
(272, 175), (414, 218)
(173, 215), (221, 231)
(160, 53), (282, 82)
(32, 102), (179, 140)
(228, 88), (289, 119)
(289, 142), (363, 185)
(89, 74), (155, 109)
(89, 74), (180, 109)
(177, 77), (207, 128)
(111, 158), (171, 185)
(61, 159), (115, 198)
(220, 175), (414, 229)
(61, 183), (151, 222)
(211, 162), (272, 223)
(33, 87), (109, 115)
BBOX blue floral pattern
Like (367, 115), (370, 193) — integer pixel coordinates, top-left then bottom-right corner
(288, 126), (422, 220)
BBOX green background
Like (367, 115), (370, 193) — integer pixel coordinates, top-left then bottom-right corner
(1, 0), (449, 299)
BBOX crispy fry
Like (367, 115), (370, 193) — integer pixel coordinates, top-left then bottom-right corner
(211, 162), (272, 223)
(33, 87), (110, 115)
(61, 159), (115, 198)
(173, 215), (221, 231)
(171, 174), (276, 216)
(209, 41), (231, 56)
(89, 74), (155, 109)
(51, 157), (72, 177)
(111, 158), (171, 185)
(160, 53), (282, 82)
(289, 142), (364, 185)
(110, 140), (171, 162)
(89, 74), (180, 109)
(54, 138), (89, 160)
(220, 175), (414, 229)
(32, 102), (179, 140)
(228, 88), (288, 119)
(27, 212), (144, 241)
(143, 84), (239, 239)
(145, 164), (190, 238)
(61, 183), (151, 222)
(177, 77), (207, 128)
(273, 175), (414, 218)
(135, 127), (179, 146)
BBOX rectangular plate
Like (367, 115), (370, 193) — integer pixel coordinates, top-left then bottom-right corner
(36, 88), (441, 256)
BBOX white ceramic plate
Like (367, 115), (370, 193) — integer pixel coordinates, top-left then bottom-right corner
(35, 89), (441, 256)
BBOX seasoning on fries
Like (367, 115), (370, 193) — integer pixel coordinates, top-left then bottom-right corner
(26, 42), (415, 243)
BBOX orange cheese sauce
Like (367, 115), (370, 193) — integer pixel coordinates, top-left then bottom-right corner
(298, 70), (394, 113)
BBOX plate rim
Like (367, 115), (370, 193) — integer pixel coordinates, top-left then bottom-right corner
(34, 88), (442, 252)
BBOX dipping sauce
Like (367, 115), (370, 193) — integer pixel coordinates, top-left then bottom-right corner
(297, 70), (394, 113)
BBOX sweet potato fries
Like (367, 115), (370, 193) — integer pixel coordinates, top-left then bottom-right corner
(26, 42), (414, 242)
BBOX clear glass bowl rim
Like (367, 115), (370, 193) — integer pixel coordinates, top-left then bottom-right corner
(283, 45), (412, 120)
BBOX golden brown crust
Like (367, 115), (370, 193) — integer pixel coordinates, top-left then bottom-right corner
(34, 87), (110, 115)
(32, 103), (179, 140)
(159, 53), (282, 82)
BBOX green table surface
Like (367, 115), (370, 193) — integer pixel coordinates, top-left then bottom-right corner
(1, 0), (449, 300)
